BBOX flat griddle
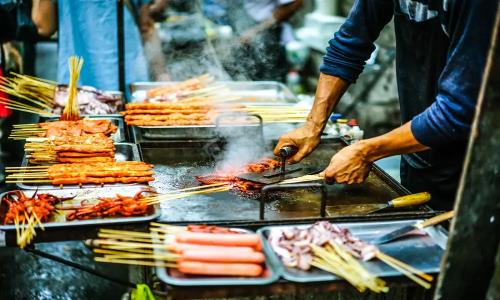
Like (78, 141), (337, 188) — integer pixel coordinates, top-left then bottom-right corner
(140, 139), (432, 226)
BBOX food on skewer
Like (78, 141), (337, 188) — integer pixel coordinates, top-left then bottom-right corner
(5, 161), (155, 186)
(25, 133), (116, 164)
(0, 72), (123, 116)
(196, 158), (281, 192)
(146, 74), (214, 100)
(268, 221), (433, 291)
(91, 224), (267, 277)
(65, 191), (150, 220)
(0, 190), (74, 248)
(10, 119), (117, 140)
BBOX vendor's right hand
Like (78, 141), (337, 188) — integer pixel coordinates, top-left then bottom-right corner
(274, 123), (321, 163)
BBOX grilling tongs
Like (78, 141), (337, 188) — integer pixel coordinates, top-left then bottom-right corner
(237, 146), (320, 185)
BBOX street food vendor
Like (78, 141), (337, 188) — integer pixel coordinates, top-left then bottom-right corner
(275, 0), (498, 210)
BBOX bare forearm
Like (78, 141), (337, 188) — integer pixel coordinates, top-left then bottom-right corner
(32, 0), (57, 37)
(306, 73), (350, 136)
(359, 122), (430, 162)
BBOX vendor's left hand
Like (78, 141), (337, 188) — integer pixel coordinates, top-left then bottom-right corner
(321, 142), (372, 184)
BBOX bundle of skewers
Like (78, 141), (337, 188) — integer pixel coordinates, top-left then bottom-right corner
(0, 190), (74, 248)
(145, 74), (233, 103)
(9, 118), (118, 140)
(90, 223), (267, 277)
(122, 101), (310, 126)
(1, 185), (230, 248)
(24, 134), (116, 164)
(269, 221), (434, 292)
(0, 64), (122, 116)
(5, 161), (156, 186)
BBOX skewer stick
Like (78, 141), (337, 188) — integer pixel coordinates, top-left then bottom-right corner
(279, 174), (324, 185)
(375, 252), (433, 282)
(375, 252), (431, 289)
(99, 228), (158, 239)
(94, 257), (176, 268)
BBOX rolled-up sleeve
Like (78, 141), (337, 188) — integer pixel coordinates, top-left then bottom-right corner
(320, 0), (394, 83)
(411, 0), (498, 148)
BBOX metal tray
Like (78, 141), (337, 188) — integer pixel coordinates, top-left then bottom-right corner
(154, 228), (280, 286)
(130, 81), (298, 104)
(41, 115), (126, 143)
(16, 143), (142, 190)
(0, 185), (160, 231)
(258, 220), (448, 283)
(135, 123), (264, 140)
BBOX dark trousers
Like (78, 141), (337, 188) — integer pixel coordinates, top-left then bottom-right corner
(400, 158), (461, 211)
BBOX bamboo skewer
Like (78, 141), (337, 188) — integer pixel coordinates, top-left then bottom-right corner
(279, 174), (324, 185)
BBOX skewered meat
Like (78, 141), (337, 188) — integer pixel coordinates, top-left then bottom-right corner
(57, 151), (114, 158)
(47, 161), (153, 173)
(56, 157), (115, 163)
(125, 102), (213, 111)
(51, 176), (154, 185)
(124, 113), (209, 120)
(38, 119), (117, 138)
(47, 134), (114, 147)
(196, 159), (281, 192)
(146, 75), (211, 98)
(1, 190), (73, 225)
(125, 119), (213, 126)
(53, 145), (114, 153)
(48, 170), (154, 178)
(269, 221), (378, 271)
(66, 191), (149, 220)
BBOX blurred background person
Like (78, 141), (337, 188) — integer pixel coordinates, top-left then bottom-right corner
(32, 0), (154, 96)
(222, 0), (304, 81)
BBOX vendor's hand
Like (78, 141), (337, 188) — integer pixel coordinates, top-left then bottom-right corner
(274, 122), (321, 163)
(321, 141), (372, 184)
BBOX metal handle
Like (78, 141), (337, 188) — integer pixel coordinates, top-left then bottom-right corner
(279, 145), (297, 158)
(417, 210), (455, 229)
(389, 192), (431, 208)
(260, 182), (327, 220)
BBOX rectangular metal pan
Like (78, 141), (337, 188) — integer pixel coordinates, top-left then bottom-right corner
(0, 185), (160, 230)
(40, 115), (126, 143)
(258, 219), (447, 283)
(129, 81), (301, 141)
(154, 228), (280, 286)
(129, 81), (298, 104)
(15, 143), (143, 190)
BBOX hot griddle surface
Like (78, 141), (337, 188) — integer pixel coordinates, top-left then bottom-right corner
(142, 141), (421, 224)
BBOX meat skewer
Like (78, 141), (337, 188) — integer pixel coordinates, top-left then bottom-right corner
(5, 161), (155, 186)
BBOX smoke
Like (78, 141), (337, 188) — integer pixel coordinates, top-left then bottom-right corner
(213, 121), (266, 171)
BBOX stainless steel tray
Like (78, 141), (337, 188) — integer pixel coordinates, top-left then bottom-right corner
(0, 185), (159, 230)
(130, 81), (298, 104)
(16, 143), (143, 190)
(134, 123), (264, 140)
(154, 228), (280, 286)
(41, 115), (126, 143)
(258, 220), (448, 283)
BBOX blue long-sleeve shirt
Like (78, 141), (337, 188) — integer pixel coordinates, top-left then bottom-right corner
(320, 0), (498, 149)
